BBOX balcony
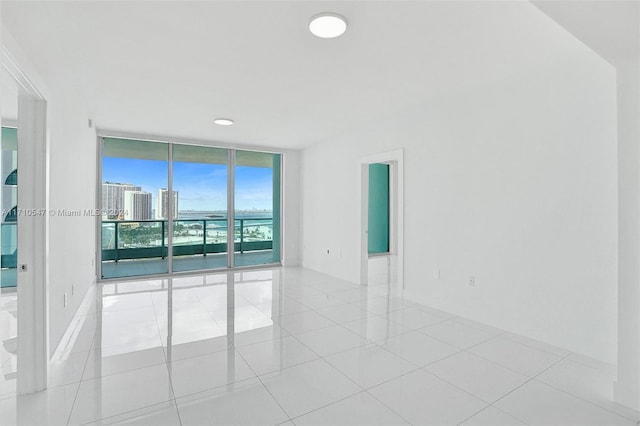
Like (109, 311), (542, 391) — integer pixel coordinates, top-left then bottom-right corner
(101, 217), (275, 278)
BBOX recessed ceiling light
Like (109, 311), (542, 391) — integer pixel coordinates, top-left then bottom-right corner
(309, 13), (347, 38)
(214, 118), (234, 126)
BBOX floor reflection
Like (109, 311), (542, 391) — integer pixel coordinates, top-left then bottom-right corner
(0, 288), (17, 401)
(96, 269), (281, 359)
(1, 266), (634, 426)
(53, 267), (391, 425)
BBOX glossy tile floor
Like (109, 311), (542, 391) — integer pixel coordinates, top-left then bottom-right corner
(0, 287), (17, 400)
(1, 265), (639, 425)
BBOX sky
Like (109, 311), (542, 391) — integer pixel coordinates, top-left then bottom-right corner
(103, 157), (274, 211)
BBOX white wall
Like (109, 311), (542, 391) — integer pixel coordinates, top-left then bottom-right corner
(1, 27), (98, 358)
(283, 149), (301, 267)
(301, 14), (618, 362)
(615, 58), (640, 408)
(46, 88), (97, 357)
(526, 1), (640, 407)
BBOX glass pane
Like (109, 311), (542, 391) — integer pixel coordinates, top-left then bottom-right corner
(234, 150), (280, 267)
(101, 138), (169, 278)
(172, 144), (228, 272)
(1, 68), (20, 400)
(1, 127), (17, 289)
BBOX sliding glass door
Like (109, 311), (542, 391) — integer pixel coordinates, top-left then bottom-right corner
(101, 138), (169, 279)
(234, 150), (280, 267)
(172, 145), (228, 272)
(100, 138), (281, 279)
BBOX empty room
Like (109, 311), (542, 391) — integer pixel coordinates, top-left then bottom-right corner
(0, 1), (639, 425)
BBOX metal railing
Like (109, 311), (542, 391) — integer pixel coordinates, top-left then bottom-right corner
(101, 217), (273, 262)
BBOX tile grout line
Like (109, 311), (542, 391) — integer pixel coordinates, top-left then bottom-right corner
(190, 283), (230, 336)
(291, 321), (380, 357)
(531, 375), (640, 422)
(477, 350), (575, 423)
(76, 400), (182, 426)
(499, 333), (573, 359)
(412, 334), (574, 425)
(233, 345), (295, 423)
(273, 292), (489, 423)
(562, 352), (618, 376)
(291, 388), (414, 426)
(273, 333), (377, 420)
(286, 331), (372, 392)
(455, 405), (505, 426)
(150, 284), (182, 426)
(69, 358), (179, 425)
(150, 289), (172, 365)
(450, 354), (572, 426)
(362, 386), (419, 425)
(457, 338), (565, 379)
(74, 354), (169, 385)
(415, 327), (503, 354)
(59, 270), (634, 426)
(455, 404), (529, 426)
(171, 375), (258, 404)
(65, 331), (97, 426)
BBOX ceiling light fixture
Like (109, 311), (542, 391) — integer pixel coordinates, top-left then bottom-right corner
(309, 13), (347, 38)
(214, 118), (234, 126)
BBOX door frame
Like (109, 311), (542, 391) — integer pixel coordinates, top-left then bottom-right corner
(2, 48), (49, 394)
(358, 149), (404, 289)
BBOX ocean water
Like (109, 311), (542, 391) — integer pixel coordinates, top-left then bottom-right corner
(177, 211), (272, 220)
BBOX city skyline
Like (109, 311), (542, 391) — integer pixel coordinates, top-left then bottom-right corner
(102, 157), (274, 212)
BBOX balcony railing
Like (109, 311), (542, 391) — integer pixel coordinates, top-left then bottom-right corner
(1, 222), (17, 269)
(101, 217), (273, 262)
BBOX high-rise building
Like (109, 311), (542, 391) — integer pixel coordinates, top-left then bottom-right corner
(102, 182), (140, 219)
(156, 188), (178, 219)
(123, 191), (153, 221)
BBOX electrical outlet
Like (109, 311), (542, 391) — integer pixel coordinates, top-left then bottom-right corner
(469, 276), (475, 287)
(433, 269), (440, 280)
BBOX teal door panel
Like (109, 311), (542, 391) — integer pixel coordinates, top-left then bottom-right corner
(368, 163), (389, 254)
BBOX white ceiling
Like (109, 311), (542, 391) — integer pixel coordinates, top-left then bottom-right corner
(532, 0), (639, 67)
(2, 1), (636, 150)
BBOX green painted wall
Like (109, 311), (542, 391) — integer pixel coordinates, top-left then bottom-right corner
(368, 163), (389, 254)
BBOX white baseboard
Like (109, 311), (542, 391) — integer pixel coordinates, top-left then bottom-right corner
(614, 380), (640, 411)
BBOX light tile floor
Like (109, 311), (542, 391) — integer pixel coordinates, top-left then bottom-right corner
(0, 266), (639, 425)
(0, 287), (17, 401)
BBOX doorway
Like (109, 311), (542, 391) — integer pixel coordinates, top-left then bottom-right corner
(359, 149), (404, 290)
(1, 52), (48, 395)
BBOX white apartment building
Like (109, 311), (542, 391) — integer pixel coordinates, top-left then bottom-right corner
(123, 190), (153, 221)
